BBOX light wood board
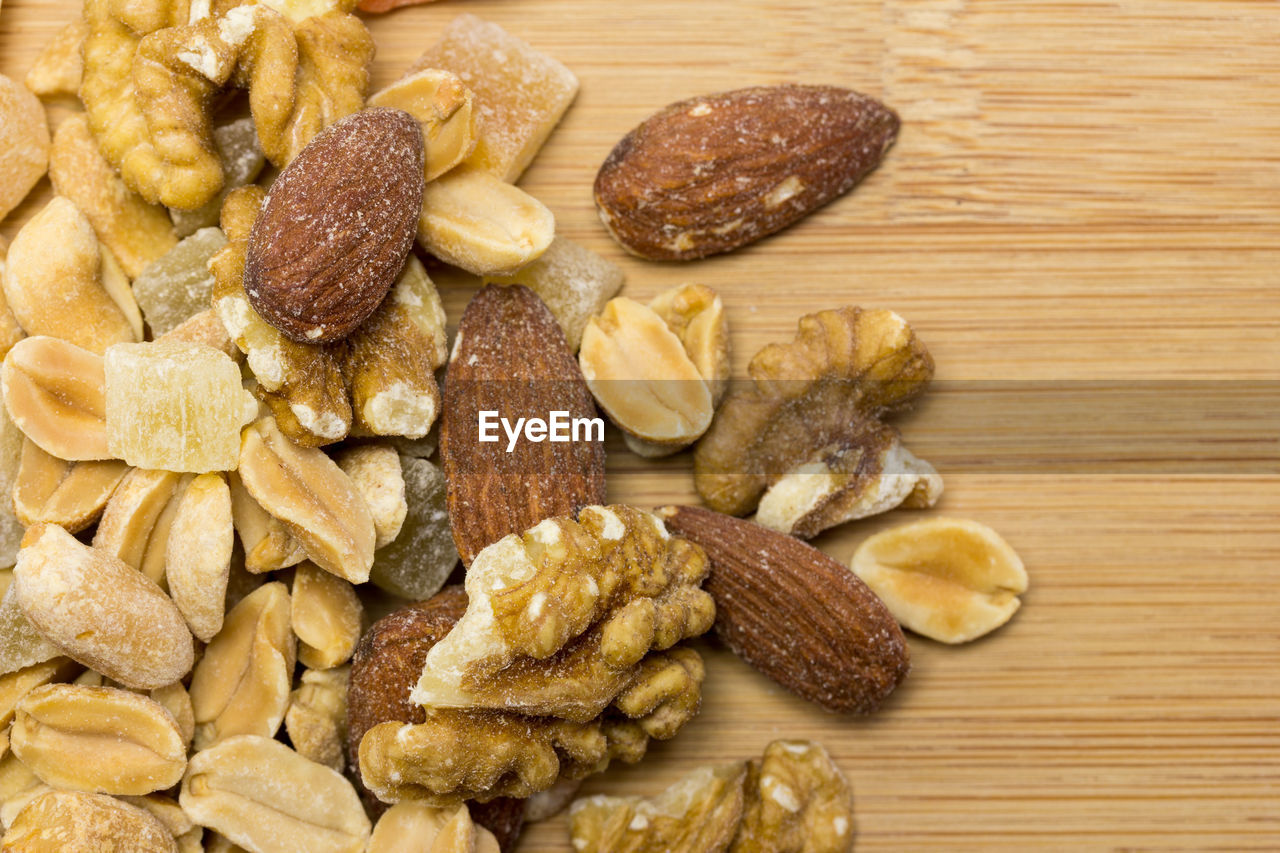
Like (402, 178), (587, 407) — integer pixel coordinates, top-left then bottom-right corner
(2, 1), (1279, 850)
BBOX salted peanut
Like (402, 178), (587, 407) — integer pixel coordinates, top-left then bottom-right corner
(417, 164), (555, 276)
(170, 117), (266, 238)
(204, 833), (247, 853)
(159, 309), (239, 360)
(189, 582), (294, 750)
(284, 666), (348, 772)
(368, 69), (477, 182)
(0, 585), (61, 675)
(133, 228), (228, 338)
(180, 735), (370, 853)
(411, 14), (579, 182)
(13, 524), (194, 689)
(227, 471), (307, 573)
(369, 455), (456, 599)
(0, 749), (44, 827)
(579, 298), (713, 457)
(486, 236), (624, 352)
(25, 18), (88, 99)
(12, 439), (128, 533)
(851, 517), (1029, 644)
(3, 790), (177, 851)
(167, 473), (234, 642)
(649, 284), (731, 406)
(121, 794), (195, 841)
(695, 307), (938, 537)
(345, 255), (447, 439)
(1, 337), (110, 461)
(105, 341), (259, 473)
(0, 256), (24, 364)
(335, 445), (406, 550)
(150, 681), (195, 748)
(0, 658), (79, 729)
(570, 762), (747, 853)
(94, 469), (192, 586)
(0, 75), (49, 222)
(733, 740), (854, 852)
(413, 506), (714, 722)
(10, 683), (186, 795)
(47, 114), (177, 279)
(291, 563), (362, 670)
(238, 417), (377, 583)
(368, 802), (500, 853)
(2, 198), (138, 353)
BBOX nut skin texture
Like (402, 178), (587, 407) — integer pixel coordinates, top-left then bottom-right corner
(659, 506), (909, 714)
(693, 306), (935, 527)
(594, 85), (899, 260)
(245, 108), (425, 344)
(442, 285), (605, 566)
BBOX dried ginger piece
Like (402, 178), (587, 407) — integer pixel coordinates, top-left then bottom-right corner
(103, 341), (258, 473)
(412, 505), (715, 722)
(411, 14), (578, 182)
(570, 762), (747, 853)
(48, 113), (177, 279)
(0, 75), (49, 222)
(133, 227), (228, 337)
(368, 455), (456, 600)
(486, 236), (624, 353)
(1, 197), (139, 354)
(694, 306), (940, 538)
(25, 18), (88, 99)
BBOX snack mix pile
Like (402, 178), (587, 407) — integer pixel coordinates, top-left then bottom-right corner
(0, 3), (1031, 851)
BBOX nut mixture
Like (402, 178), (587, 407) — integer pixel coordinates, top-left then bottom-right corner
(0, 4), (1031, 851)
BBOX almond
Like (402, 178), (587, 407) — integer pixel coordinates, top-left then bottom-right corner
(441, 285), (605, 565)
(594, 85), (899, 260)
(244, 108), (425, 344)
(657, 505), (909, 714)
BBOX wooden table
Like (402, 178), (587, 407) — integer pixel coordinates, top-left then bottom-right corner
(2, 1), (1278, 850)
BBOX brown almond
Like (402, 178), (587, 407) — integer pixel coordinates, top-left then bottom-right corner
(244, 108), (425, 344)
(441, 285), (605, 565)
(594, 85), (899, 260)
(658, 505), (909, 714)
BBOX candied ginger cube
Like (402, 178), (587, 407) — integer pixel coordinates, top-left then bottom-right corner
(412, 14), (578, 182)
(133, 227), (228, 337)
(487, 236), (624, 351)
(104, 341), (258, 473)
(369, 456), (457, 599)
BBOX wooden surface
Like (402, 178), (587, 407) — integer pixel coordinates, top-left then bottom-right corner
(3, 1), (1279, 850)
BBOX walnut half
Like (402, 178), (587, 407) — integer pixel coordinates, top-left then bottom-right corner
(694, 306), (940, 538)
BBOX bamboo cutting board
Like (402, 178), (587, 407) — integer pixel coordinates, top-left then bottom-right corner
(2, 1), (1278, 850)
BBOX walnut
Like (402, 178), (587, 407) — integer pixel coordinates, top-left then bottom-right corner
(358, 646), (704, 806)
(411, 505), (715, 722)
(694, 307), (940, 538)
(212, 187), (446, 446)
(731, 740), (854, 853)
(569, 762), (747, 853)
(568, 739), (853, 853)
(80, 0), (372, 211)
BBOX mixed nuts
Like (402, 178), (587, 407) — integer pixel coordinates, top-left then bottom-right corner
(0, 3), (1031, 851)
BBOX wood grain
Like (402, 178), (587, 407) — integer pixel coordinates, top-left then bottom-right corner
(2, 1), (1278, 850)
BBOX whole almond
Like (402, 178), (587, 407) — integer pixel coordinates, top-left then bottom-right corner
(658, 505), (909, 714)
(244, 108), (425, 344)
(594, 85), (899, 260)
(441, 285), (605, 565)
